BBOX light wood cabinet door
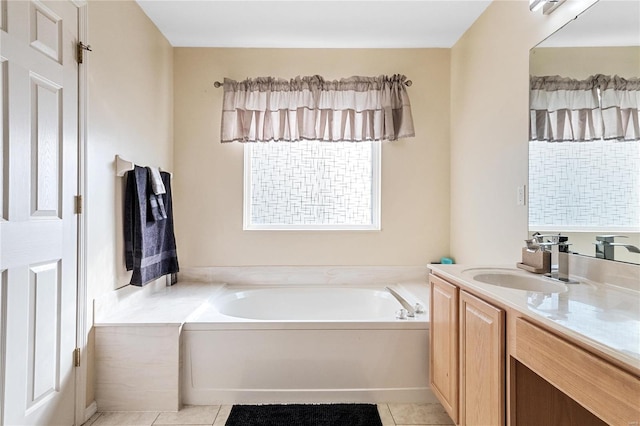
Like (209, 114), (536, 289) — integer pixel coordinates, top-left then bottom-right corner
(459, 290), (505, 426)
(429, 275), (459, 424)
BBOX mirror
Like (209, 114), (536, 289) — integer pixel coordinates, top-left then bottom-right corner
(529, 0), (640, 264)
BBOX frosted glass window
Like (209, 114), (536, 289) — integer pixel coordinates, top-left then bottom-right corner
(244, 141), (380, 230)
(529, 140), (640, 231)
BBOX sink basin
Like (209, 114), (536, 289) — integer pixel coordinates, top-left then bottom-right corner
(467, 271), (567, 293)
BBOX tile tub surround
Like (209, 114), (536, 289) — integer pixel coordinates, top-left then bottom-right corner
(82, 403), (454, 426)
(429, 256), (640, 375)
(94, 266), (430, 324)
(95, 325), (181, 411)
(179, 265), (430, 288)
(93, 266), (432, 410)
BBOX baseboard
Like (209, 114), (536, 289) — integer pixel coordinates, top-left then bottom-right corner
(183, 388), (438, 405)
(84, 401), (97, 424)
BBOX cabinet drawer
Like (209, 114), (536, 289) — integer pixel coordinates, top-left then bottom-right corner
(515, 318), (640, 426)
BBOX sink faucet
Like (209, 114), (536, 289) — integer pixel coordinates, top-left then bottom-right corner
(594, 235), (640, 260)
(532, 233), (572, 282)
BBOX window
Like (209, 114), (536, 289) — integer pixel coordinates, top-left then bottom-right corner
(244, 141), (381, 230)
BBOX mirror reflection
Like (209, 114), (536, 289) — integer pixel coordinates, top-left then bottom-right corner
(529, 0), (640, 264)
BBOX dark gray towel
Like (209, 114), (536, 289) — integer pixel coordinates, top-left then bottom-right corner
(124, 166), (179, 286)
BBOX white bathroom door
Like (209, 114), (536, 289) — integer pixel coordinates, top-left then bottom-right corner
(0, 1), (79, 425)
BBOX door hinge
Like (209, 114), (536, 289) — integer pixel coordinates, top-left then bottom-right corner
(77, 42), (92, 64)
(73, 348), (81, 367)
(75, 195), (83, 214)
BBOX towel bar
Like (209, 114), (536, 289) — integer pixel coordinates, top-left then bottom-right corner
(115, 155), (172, 177)
(116, 155), (134, 176)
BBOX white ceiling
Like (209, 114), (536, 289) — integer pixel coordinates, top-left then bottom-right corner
(537, 0), (640, 47)
(135, 0), (493, 48)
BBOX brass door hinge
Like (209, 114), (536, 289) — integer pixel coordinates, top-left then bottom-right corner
(77, 42), (92, 64)
(75, 195), (83, 214)
(73, 348), (81, 367)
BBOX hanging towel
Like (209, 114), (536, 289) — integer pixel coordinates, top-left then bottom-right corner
(124, 166), (179, 286)
(147, 167), (167, 221)
(148, 192), (167, 221)
(147, 166), (166, 195)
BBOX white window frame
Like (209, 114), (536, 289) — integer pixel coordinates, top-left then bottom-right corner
(243, 141), (381, 231)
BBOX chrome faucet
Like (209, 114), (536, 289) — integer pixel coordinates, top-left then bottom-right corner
(386, 287), (415, 318)
(594, 235), (640, 260)
(532, 233), (572, 282)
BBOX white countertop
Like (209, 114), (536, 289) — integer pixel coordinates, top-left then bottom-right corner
(429, 264), (640, 375)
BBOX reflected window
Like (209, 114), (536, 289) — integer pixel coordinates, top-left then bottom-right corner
(529, 139), (640, 231)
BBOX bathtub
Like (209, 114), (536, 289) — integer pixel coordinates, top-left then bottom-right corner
(181, 284), (434, 404)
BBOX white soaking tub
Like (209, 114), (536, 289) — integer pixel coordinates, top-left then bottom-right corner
(181, 284), (433, 405)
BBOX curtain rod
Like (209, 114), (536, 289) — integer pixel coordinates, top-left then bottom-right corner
(213, 79), (412, 88)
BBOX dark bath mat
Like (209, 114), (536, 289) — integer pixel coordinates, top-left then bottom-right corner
(225, 403), (383, 426)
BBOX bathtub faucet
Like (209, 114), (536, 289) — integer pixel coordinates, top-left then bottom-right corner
(385, 287), (415, 318)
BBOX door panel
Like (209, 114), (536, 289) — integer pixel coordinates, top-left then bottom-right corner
(1, 1), (78, 424)
(1, 57), (6, 220)
(27, 260), (62, 409)
(30, 73), (62, 218)
(29, 1), (63, 64)
(0, 0), (6, 32)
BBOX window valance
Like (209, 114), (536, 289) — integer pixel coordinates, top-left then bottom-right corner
(220, 75), (415, 143)
(530, 74), (640, 142)
(597, 75), (640, 140)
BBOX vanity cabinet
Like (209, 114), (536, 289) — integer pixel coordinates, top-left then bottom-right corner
(430, 267), (640, 426)
(429, 275), (459, 423)
(429, 274), (505, 426)
(513, 317), (640, 426)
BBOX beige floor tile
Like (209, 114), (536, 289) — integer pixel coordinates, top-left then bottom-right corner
(93, 411), (159, 426)
(377, 404), (395, 426)
(81, 412), (102, 426)
(388, 403), (454, 425)
(154, 405), (219, 425)
(212, 405), (232, 426)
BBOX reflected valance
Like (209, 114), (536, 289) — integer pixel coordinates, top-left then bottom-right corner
(597, 75), (640, 140)
(530, 74), (640, 142)
(221, 75), (415, 143)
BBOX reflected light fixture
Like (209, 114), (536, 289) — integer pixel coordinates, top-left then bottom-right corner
(529, 0), (566, 15)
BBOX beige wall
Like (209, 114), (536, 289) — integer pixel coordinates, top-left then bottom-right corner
(449, 0), (597, 264)
(86, 0), (173, 406)
(173, 48), (451, 266)
(531, 46), (640, 78)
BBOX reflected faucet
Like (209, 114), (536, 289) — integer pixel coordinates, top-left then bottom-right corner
(594, 235), (640, 261)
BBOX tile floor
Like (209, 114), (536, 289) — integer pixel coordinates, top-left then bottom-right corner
(82, 403), (454, 426)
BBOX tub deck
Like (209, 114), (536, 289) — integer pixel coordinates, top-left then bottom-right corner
(94, 267), (432, 411)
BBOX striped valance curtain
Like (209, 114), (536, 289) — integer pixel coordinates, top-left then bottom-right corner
(530, 74), (640, 142)
(598, 75), (640, 140)
(220, 75), (415, 143)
